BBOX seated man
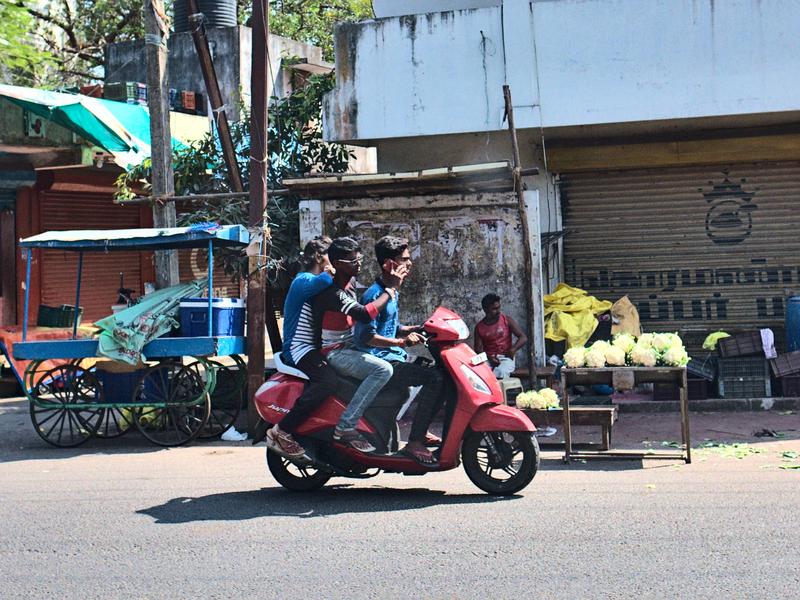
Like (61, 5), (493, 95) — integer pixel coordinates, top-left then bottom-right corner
(355, 235), (444, 467)
(474, 293), (528, 380)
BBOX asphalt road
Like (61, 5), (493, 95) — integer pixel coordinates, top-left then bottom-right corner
(1, 398), (798, 599)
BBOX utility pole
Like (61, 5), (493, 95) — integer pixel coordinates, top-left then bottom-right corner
(186, 0), (244, 193)
(503, 85), (543, 383)
(144, 0), (179, 287)
(247, 0), (269, 434)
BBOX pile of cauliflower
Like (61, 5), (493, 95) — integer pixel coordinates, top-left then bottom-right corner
(515, 387), (560, 410)
(563, 332), (690, 369)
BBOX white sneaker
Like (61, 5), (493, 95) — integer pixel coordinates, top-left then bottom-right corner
(534, 426), (558, 437)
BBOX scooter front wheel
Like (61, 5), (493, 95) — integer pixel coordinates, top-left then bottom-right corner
(462, 430), (539, 495)
(266, 447), (332, 492)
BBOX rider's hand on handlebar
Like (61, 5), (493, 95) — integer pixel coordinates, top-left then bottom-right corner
(403, 332), (425, 347)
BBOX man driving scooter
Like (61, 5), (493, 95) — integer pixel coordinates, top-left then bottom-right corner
(355, 235), (445, 467)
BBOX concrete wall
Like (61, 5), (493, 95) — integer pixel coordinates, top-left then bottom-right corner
(105, 28), (325, 121)
(373, 129), (562, 291)
(324, 0), (800, 143)
(0, 99), (74, 148)
(318, 192), (530, 360)
(373, 0), (501, 18)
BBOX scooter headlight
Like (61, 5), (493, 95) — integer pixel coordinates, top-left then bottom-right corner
(459, 364), (491, 395)
(447, 319), (470, 340)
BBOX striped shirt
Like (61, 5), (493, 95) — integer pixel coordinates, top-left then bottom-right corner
(281, 271), (333, 365)
(313, 280), (381, 352)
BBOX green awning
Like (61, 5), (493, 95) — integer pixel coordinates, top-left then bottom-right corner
(0, 84), (183, 170)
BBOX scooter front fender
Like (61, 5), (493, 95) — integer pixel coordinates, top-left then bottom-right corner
(469, 403), (536, 432)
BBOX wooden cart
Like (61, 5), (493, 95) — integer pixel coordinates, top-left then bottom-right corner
(13, 226), (249, 448)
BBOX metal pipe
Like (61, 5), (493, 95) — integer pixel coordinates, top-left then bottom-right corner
(73, 252), (83, 339)
(207, 239), (214, 337)
(114, 190), (290, 206)
(23, 248), (31, 341)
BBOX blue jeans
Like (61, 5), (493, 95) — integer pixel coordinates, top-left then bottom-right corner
(327, 348), (394, 430)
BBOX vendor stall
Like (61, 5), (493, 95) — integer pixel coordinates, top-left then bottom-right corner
(13, 225), (249, 448)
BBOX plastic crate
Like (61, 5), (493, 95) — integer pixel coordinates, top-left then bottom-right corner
(652, 379), (710, 401)
(687, 357), (716, 381)
(181, 90), (196, 111)
(718, 356), (769, 378)
(770, 351), (800, 377)
(718, 376), (771, 398)
(718, 331), (763, 357)
(779, 375), (800, 397)
(96, 369), (145, 401)
(36, 304), (82, 328)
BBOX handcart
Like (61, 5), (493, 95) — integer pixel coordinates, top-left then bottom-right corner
(13, 225), (249, 448)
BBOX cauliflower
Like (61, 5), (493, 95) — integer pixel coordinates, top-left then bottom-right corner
(591, 340), (611, 353)
(637, 333), (656, 349)
(604, 345), (627, 366)
(630, 343), (658, 367)
(662, 346), (689, 367)
(564, 347), (587, 368)
(585, 347), (606, 368)
(668, 334), (685, 351)
(538, 387), (560, 408)
(652, 333), (674, 352)
(612, 333), (637, 354)
(514, 392), (532, 409)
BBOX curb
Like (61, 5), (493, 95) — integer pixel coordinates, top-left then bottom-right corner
(617, 397), (800, 413)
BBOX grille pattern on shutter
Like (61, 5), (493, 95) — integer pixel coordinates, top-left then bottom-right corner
(561, 162), (800, 351)
(40, 192), (144, 322)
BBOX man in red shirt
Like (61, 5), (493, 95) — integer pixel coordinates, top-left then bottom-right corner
(473, 293), (528, 379)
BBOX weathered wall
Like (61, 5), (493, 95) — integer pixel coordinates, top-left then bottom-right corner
(320, 192), (529, 355)
(373, 0), (501, 18)
(0, 99), (74, 148)
(373, 129), (562, 292)
(105, 28), (323, 121)
(324, 0), (800, 143)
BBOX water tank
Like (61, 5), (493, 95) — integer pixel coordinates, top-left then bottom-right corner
(787, 296), (800, 352)
(173, 0), (237, 33)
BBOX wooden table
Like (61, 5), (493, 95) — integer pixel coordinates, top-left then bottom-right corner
(523, 406), (618, 451)
(562, 366), (691, 463)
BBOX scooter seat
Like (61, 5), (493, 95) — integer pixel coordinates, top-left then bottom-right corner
(274, 352), (309, 380)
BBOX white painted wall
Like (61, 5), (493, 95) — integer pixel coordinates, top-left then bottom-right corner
(373, 0), (501, 18)
(324, 0), (800, 143)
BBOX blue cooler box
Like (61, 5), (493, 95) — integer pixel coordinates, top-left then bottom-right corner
(179, 298), (245, 337)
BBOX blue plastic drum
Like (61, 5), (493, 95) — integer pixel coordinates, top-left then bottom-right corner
(787, 296), (800, 352)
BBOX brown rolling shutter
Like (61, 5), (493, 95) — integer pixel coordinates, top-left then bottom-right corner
(561, 161), (800, 351)
(39, 192), (146, 322)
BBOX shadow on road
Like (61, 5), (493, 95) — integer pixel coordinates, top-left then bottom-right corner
(137, 485), (518, 523)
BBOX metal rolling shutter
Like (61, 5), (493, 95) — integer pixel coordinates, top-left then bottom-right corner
(40, 192), (145, 322)
(561, 161), (800, 351)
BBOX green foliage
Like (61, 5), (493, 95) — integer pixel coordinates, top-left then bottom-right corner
(13, 0), (150, 85)
(0, 0), (52, 80)
(116, 72), (352, 289)
(265, 0), (373, 61)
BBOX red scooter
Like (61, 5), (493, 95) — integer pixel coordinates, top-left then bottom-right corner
(255, 307), (539, 495)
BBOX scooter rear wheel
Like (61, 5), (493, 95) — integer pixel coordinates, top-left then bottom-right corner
(462, 430), (539, 495)
(266, 447), (332, 492)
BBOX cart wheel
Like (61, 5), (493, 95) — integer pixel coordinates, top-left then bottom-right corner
(94, 406), (134, 438)
(131, 362), (210, 447)
(28, 364), (103, 448)
(187, 358), (244, 439)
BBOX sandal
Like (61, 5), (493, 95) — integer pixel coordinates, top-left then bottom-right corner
(266, 427), (306, 459)
(401, 445), (439, 467)
(333, 428), (376, 453)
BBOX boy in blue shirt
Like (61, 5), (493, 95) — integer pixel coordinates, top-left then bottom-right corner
(267, 237), (335, 458)
(355, 235), (444, 467)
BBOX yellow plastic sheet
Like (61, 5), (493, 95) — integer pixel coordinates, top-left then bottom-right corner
(544, 283), (613, 348)
(702, 331), (730, 351)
